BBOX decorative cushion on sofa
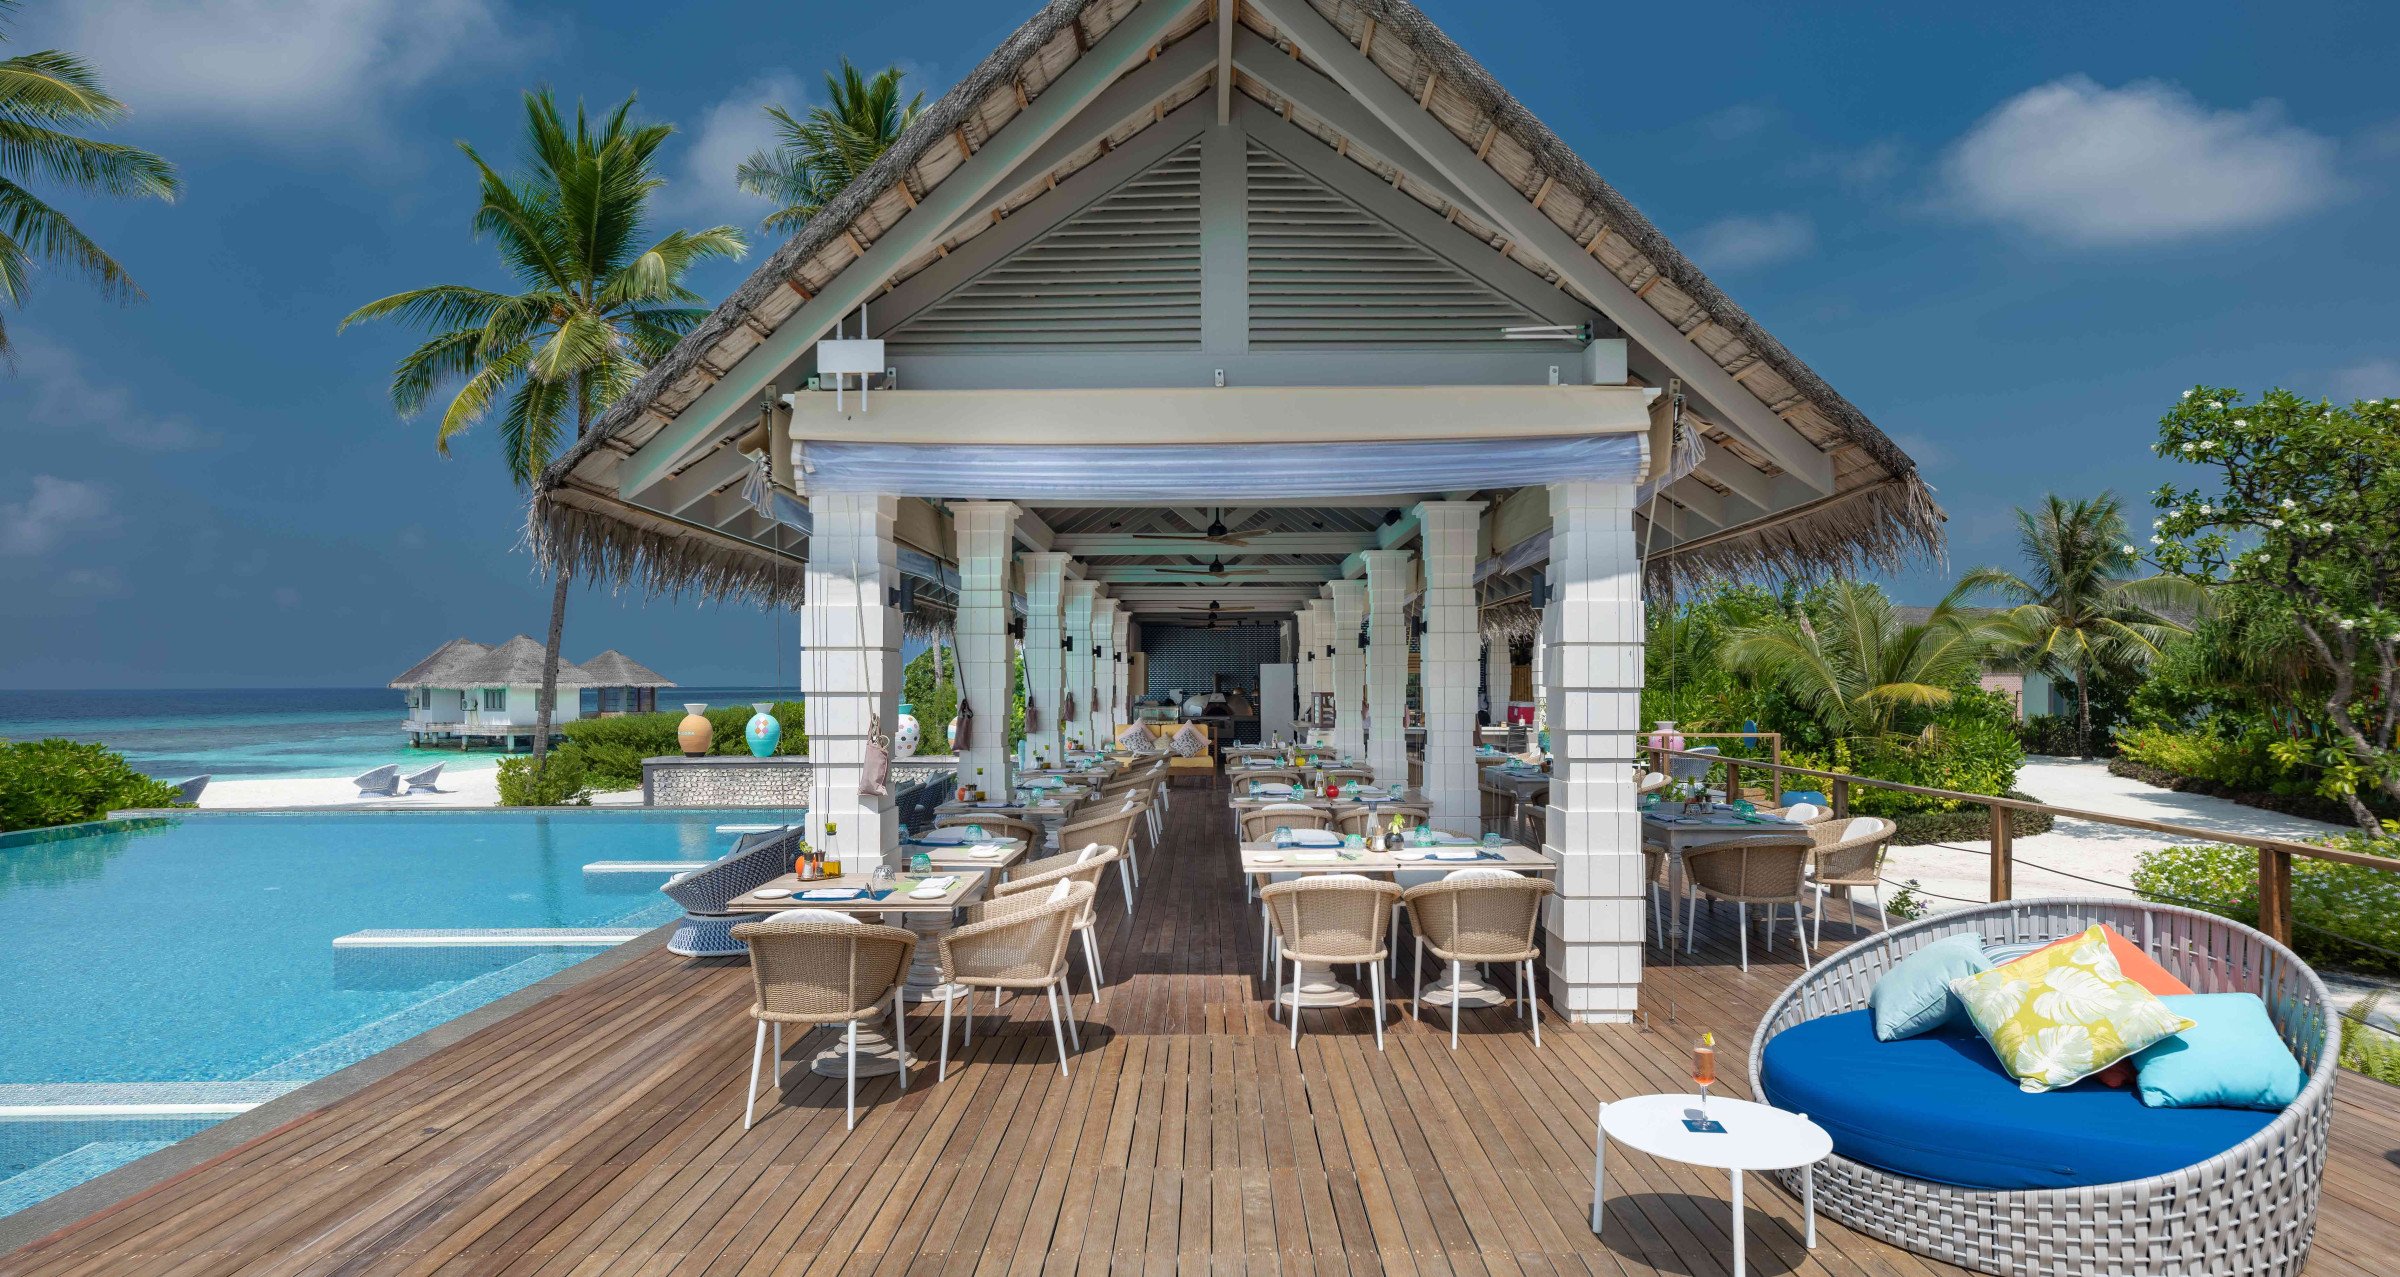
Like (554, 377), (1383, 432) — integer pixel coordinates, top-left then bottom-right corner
(1115, 722), (1155, 754)
(2019, 923), (2195, 998)
(1950, 925), (2194, 1092)
(1169, 724), (1207, 757)
(1760, 1008), (2277, 1191)
(1869, 933), (1992, 1041)
(2134, 993), (2308, 1111)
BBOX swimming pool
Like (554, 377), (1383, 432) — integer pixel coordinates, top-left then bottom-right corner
(0, 808), (794, 1219)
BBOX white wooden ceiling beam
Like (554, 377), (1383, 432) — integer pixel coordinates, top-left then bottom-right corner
(1083, 564), (1345, 583)
(1052, 532), (1376, 555)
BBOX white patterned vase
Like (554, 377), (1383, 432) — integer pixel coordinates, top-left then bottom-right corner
(892, 703), (922, 759)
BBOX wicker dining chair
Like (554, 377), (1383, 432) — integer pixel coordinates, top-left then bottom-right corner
(1333, 804), (1431, 837)
(1239, 803), (1332, 841)
(1059, 803), (1144, 910)
(936, 880), (1096, 1079)
(1680, 835), (1813, 972)
(1805, 816), (1896, 947)
(1317, 767), (1375, 786)
(1773, 802), (1832, 825)
(1402, 870), (1554, 1048)
(730, 910), (918, 1130)
(1259, 874), (1403, 1050)
(1636, 770), (1670, 797)
(935, 812), (1047, 850)
(1640, 842), (1671, 948)
(1235, 767), (1304, 792)
(993, 843), (1122, 1001)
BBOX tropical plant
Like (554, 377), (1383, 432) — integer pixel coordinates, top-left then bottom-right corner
(1719, 580), (2014, 750)
(2149, 387), (2400, 835)
(1962, 493), (2195, 758)
(0, 739), (183, 831)
(341, 91), (745, 761)
(0, 0), (179, 355)
(736, 59), (922, 231)
(495, 750), (592, 806)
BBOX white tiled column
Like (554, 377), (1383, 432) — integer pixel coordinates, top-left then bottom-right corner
(1418, 501), (1484, 833)
(951, 501), (1017, 797)
(1541, 481), (1646, 1022)
(1091, 596), (1120, 741)
(1020, 552), (1069, 767)
(803, 492), (903, 869)
(1111, 608), (1133, 738)
(1361, 550), (1412, 787)
(1327, 580), (1368, 759)
(1063, 579), (1099, 751)
(1296, 601), (1323, 737)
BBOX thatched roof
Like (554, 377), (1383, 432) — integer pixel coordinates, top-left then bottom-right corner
(389, 638), (492, 689)
(458, 636), (600, 688)
(577, 648), (677, 688)
(534, 0), (1940, 604)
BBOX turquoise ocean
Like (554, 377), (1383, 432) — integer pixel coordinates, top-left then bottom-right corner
(0, 687), (798, 781)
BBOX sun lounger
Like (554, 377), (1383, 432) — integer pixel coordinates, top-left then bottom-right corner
(352, 765), (402, 798)
(172, 775), (210, 805)
(402, 763), (445, 794)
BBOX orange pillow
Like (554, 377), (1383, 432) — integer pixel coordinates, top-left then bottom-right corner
(2027, 923), (2192, 997)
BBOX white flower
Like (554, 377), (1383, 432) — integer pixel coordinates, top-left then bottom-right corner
(2338, 618), (2357, 631)
(2152, 517), (2163, 527)
(2267, 518), (2283, 528)
(2150, 534), (2163, 544)
(2281, 498), (2298, 510)
(2199, 504), (2212, 514)
(2231, 419), (2246, 428)
(2209, 400), (2223, 408)
(2200, 440), (2217, 450)
(2320, 522), (2336, 533)
(2121, 544), (2138, 555)
(2181, 389), (2193, 399)
(2180, 442), (2197, 453)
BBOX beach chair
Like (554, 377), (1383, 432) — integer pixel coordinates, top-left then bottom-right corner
(402, 763), (445, 794)
(352, 765), (402, 798)
(172, 775), (210, 805)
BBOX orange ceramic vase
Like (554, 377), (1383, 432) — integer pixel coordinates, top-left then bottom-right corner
(676, 703), (713, 757)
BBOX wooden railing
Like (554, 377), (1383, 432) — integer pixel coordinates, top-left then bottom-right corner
(1650, 732), (1783, 807)
(1649, 747), (2396, 946)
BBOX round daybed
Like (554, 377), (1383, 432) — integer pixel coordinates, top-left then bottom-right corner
(1748, 898), (2335, 1277)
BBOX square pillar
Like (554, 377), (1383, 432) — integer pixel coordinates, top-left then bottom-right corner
(1063, 579), (1099, 751)
(1296, 601), (1322, 735)
(1418, 501), (1484, 833)
(1360, 550), (1413, 788)
(1020, 551), (1069, 766)
(1540, 481), (1645, 1022)
(951, 501), (1018, 796)
(1091, 596), (1120, 743)
(1326, 580), (1368, 759)
(1111, 608), (1133, 738)
(803, 492), (904, 869)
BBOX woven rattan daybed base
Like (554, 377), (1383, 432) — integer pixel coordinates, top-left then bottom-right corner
(1748, 898), (2334, 1277)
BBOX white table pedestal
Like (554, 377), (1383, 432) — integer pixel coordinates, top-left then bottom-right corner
(804, 1023), (907, 1078)
(1276, 961), (1359, 1010)
(892, 911), (968, 1004)
(1418, 967), (1507, 1008)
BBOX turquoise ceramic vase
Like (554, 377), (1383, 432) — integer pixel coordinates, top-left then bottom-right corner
(745, 702), (781, 758)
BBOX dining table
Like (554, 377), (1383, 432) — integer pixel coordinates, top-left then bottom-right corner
(725, 866), (992, 1075)
(1479, 764), (1552, 842)
(1640, 804), (1813, 961)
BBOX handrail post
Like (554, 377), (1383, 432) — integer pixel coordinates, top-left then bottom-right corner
(1988, 804), (2013, 903)
(1830, 777), (1849, 818)
(2258, 848), (2293, 946)
(1769, 734), (1782, 803)
(1724, 759), (1741, 806)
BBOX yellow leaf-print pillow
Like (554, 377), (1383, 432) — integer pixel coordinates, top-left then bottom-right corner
(1950, 925), (2195, 1092)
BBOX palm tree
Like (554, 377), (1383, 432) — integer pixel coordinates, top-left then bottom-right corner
(1722, 580), (2013, 749)
(0, 0), (179, 355)
(343, 91), (745, 763)
(1963, 493), (2196, 758)
(736, 60), (922, 232)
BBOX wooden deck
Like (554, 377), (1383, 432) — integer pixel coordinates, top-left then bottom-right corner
(9, 780), (2398, 1276)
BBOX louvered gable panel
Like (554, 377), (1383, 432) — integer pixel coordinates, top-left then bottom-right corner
(1246, 141), (1552, 348)
(885, 140), (1202, 350)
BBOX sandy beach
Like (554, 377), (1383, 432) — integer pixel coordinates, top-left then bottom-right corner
(192, 765), (641, 808)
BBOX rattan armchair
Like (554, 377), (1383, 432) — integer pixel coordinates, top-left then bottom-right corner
(1636, 769), (1670, 796)
(1259, 874), (1403, 1050)
(1402, 870), (1553, 1048)
(992, 843), (1121, 1001)
(1059, 803), (1144, 909)
(1317, 767), (1375, 786)
(1805, 816), (1895, 947)
(1680, 835), (1813, 972)
(1235, 767), (1304, 792)
(1333, 804), (1430, 837)
(730, 910), (918, 1130)
(1238, 803), (1330, 841)
(935, 812), (1046, 850)
(936, 879), (1096, 1078)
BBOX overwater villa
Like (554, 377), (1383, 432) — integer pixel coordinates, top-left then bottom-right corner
(391, 635), (675, 748)
(7, 3), (2389, 1275)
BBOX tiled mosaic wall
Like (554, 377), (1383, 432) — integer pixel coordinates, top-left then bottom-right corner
(1137, 623), (1283, 707)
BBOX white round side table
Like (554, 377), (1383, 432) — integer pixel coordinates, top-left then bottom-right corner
(1591, 1093), (1832, 1276)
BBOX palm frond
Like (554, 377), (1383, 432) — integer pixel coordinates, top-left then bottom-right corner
(0, 174), (137, 301)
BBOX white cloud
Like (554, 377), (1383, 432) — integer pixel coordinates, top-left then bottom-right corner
(52, 0), (524, 138)
(0, 476), (113, 557)
(665, 70), (806, 227)
(1939, 75), (2338, 246)
(5, 336), (217, 450)
(1688, 212), (1816, 271)
(2330, 358), (2400, 401)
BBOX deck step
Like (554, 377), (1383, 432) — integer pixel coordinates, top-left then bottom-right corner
(330, 928), (647, 950)
(583, 860), (714, 874)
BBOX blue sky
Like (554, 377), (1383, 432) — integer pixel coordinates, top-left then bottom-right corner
(2, 0), (2395, 689)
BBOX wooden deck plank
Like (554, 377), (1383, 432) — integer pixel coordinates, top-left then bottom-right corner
(6, 774), (2393, 1276)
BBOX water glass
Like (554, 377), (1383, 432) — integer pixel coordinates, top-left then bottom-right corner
(1482, 831), (1504, 848)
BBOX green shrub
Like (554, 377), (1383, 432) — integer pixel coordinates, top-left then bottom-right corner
(1887, 793), (2056, 845)
(2132, 834), (2400, 975)
(2017, 714), (2087, 757)
(0, 739), (186, 832)
(496, 751), (593, 806)
(2117, 723), (2297, 792)
(559, 702), (806, 789)
(1783, 687), (2026, 817)
(2341, 996), (2400, 1085)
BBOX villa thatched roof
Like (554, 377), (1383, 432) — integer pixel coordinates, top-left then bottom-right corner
(577, 648), (677, 688)
(388, 638), (493, 689)
(534, 0), (1940, 604)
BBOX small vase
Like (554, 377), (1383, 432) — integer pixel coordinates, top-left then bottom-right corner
(677, 703), (712, 757)
(893, 702), (921, 759)
(745, 703), (781, 758)
(945, 716), (959, 753)
(1647, 720), (1685, 756)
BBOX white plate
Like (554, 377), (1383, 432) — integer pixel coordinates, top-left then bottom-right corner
(1252, 852), (1285, 864)
(1296, 852), (1338, 863)
(1394, 850), (1427, 862)
(752, 888), (792, 899)
(969, 846), (1005, 858)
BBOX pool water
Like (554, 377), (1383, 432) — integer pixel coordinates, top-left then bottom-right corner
(0, 808), (794, 1219)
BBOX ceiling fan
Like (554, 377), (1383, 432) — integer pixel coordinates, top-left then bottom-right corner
(1154, 554), (1266, 578)
(1130, 507), (1253, 547)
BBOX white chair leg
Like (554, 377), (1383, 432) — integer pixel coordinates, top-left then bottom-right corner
(1412, 940), (1424, 1021)
(1369, 962), (1386, 1052)
(1062, 986), (1081, 1051)
(744, 1020), (765, 1131)
(1812, 885), (1825, 949)
(1526, 960), (1543, 1048)
(1289, 957), (1303, 1050)
(1737, 902), (1750, 972)
(1449, 958), (1463, 1049)
(939, 993), (953, 1083)
(1685, 890), (1700, 955)
(1043, 983), (1071, 1076)
(893, 991), (909, 1091)
(1765, 901), (1777, 952)
(845, 1021), (859, 1130)
(1081, 926), (1105, 1003)
(1875, 883), (1888, 930)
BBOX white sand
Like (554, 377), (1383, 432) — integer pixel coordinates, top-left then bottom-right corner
(193, 765), (641, 809)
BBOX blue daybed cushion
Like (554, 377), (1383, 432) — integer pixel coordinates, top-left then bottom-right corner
(1761, 1009), (2277, 1191)
(2135, 993), (2308, 1111)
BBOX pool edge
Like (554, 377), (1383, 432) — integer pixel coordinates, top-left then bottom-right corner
(0, 919), (679, 1258)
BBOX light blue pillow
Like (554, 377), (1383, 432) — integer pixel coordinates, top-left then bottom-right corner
(1868, 932), (1991, 1041)
(2134, 993), (2306, 1110)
